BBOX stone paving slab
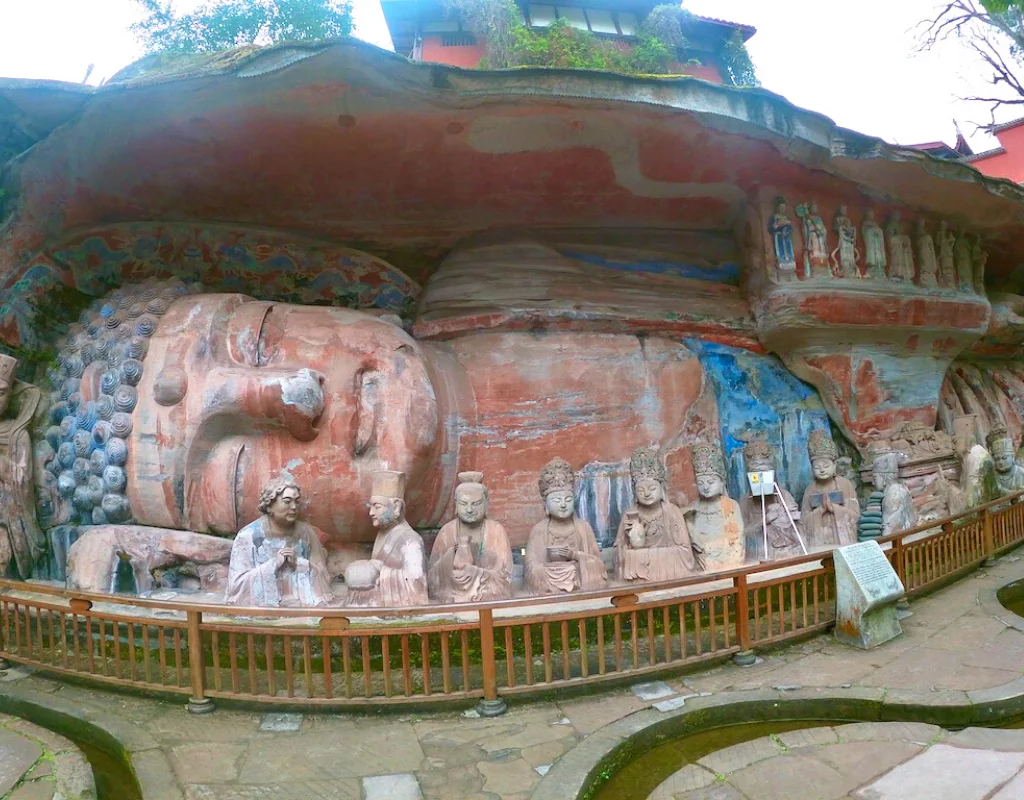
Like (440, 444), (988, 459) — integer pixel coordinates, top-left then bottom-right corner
(0, 713), (95, 800)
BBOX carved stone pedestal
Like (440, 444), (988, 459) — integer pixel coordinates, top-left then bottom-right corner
(476, 698), (508, 717)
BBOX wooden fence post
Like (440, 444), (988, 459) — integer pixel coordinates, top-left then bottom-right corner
(186, 610), (214, 714)
(476, 608), (507, 717)
(982, 507), (997, 567)
(732, 574), (755, 666)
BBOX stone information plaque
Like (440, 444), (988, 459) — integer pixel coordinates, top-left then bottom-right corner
(833, 540), (905, 650)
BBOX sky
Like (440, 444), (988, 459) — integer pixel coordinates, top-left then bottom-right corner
(0, 0), (1016, 153)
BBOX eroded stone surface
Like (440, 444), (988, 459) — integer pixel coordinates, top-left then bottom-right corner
(853, 744), (1024, 800)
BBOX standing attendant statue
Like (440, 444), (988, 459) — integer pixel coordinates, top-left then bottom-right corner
(915, 220), (939, 288)
(800, 201), (830, 278)
(938, 221), (957, 288)
(801, 430), (860, 548)
(613, 447), (701, 583)
(427, 471), (513, 603)
(872, 450), (917, 537)
(831, 205), (860, 278)
(862, 209), (887, 279)
(885, 212), (915, 282)
(768, 197), (797, 282)
(684, 443), (745, 571)
(954, 231), (974, 292)
(739, 437), (803, 561)
(972, 236), (987, 296)
(987, 425), (1024, 497)
(225, 477), (333, 607)
(0, 354), (45, 579)
(523, 457), (607, 595)
(344, 470), (428, 607)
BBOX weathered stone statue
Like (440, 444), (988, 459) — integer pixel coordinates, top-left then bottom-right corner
(954, 231), (974, 292)
(885, 212), (915, 282)
(225, 477), (333, 607)
(872, 450), (917, 537)
(831, 205), (859, 278)
(937, 220), (957, 288)
(862, 209), (887, 279)
(613, 447), (700, 583)
(0, 354), (45, 579)
(524, 457), (607, 595)
(801, 201), (829, 278)
(427, 471), (512, 603)
(987, 425), (1024, 497)
(740, 437), (803, 561)
(345, 470), (428, 606)
(801, 430), (860, 548)
(914, 220), (939, 288)
(769, 197), (797, 282)
(685, 443), (745, 571)
(972, 236), (987, 296)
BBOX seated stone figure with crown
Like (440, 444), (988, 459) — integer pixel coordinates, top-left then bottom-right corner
(988, 425), (1024, 498)
(427, 471), (513, 603)
(614, 446), (700, 583)
(524, 457), (607, 595)
(740, 436), (803, 561)
(801, 430), (860, 549)
(684, 443), (745, 572)
(225, 476), (334, 607)
(344, 470), (428, 607)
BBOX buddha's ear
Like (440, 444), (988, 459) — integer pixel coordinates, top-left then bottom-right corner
(354, 369), (378, 456)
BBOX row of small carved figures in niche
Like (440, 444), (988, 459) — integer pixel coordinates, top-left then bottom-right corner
(769, 198), (986, 291)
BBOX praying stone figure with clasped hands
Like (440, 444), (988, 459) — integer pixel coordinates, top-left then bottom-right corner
(225, 477), (333, 607)
(685, 443), (745, 572)
(988, 425), (1024, 497)
(801, 430), (860, 549)
(427, 471), (513, 603)
(345, 470), (428, 607)
(524, 457), (607, 595)
(613, 447), (700, 583)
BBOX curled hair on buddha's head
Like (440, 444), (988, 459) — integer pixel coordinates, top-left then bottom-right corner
(258, 476), (301, 515)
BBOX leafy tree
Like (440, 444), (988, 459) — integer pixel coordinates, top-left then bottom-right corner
(131, 0), (354, 54)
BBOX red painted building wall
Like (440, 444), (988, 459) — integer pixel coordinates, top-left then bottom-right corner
(970, 121), (1024, 184)
(420, 35), (487, 68)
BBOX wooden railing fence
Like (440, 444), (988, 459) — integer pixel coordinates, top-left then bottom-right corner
(2, 490), (1023, 714)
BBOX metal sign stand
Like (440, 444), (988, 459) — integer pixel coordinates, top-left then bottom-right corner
(747, 470), (808, 560)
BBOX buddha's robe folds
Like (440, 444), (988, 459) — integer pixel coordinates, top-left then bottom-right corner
(741, 487), (803, 561)
(0, 383), (44, 578)
(801, 476), (861, 549)
(427, 518), (512, 603)
(613, 501), (699, 582)
(347, 521), (428, 607)
(524, 516), (606, 595)
(225, 518), (333, 607)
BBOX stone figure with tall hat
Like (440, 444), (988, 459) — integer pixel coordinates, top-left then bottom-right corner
(885, 211), (915, 282)
(684, 443), (745, 571)
(769, 196), (797, 282)
(613, 446), (700, 583)
(740, 436), (803, 561)
(938, 220), (957, 288)
(862, 208), (887, 279)
(0, 353), (45, 579)
(801, 429), (860, 548)
(954, 230), (974, 292)
(800, 201), (829, 278)
(831, 204), (859, 278)
(225, 476), (333, 607)
(972, 235), (988, 295)
(987, 424), (1024, 497)
(524, 457), (607, 595)
(428, 471), (513, 603)
(345, 470), (428, 606)
(915, 219), (939, 288)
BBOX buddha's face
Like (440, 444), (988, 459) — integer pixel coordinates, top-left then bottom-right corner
(268, 487), (300, 528)
(696, 473), (724, 500)
(634, 478), (663, 508)
(545, 490), (575, 521)
(994, 450), (1016, 474)
(127, 295), (439, 547)
(812, 457), (836, 481)
(456, 485), (487, 525)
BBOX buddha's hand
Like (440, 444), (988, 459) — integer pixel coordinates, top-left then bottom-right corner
(626, 520), (645, 548)
(451, 565), (475, 586)
(551, 545), (574, 562)
(276, 547), (296, 571)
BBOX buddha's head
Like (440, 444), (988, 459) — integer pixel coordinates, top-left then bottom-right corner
(539, 457), (576, 521)
(743, 436), (775, 475)
(987, 426), (1017, 475)
(692, 443), (727, 501)
(629, 447), (665, 509)
(807, 430), (839, 481)
(455, 471), (488, 525)
(872, 451), (899, 491)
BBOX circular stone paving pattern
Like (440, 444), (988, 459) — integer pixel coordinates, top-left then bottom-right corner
(647, 722), (1024, 800)
(0, 713), (96, 800)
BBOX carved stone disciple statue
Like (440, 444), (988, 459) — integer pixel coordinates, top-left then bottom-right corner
(873, 450), (917, 536)
(862, 209), (887, 279)
(831, 205), (859, 278)
(225, 477), (333, 607)
(800, 430), (860, 549)
(524, 457), (607, 595)
(345, 470), (428, 606)
(613, 447), (700, 583)
(954, 231), (974, 292)
(972, 236), (987, 296)
(768, 197), (797, 282)
(427, 471), (512, 603)
(0, 354), (45, 579)
(987, 425), (1024, 497)
(801, 201), (829, 278)
(885, 212), (915, 282)
(938, 221), (957, 288)
(740, 437), (803, 561)
(685, 444), (745, 571)
(914, 220), (939, 288)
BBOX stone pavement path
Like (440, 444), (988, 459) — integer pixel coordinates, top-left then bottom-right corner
(648, 723), (1024, 800)
(0, 712), (95, 800)
(2, 556), (1024, 800)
